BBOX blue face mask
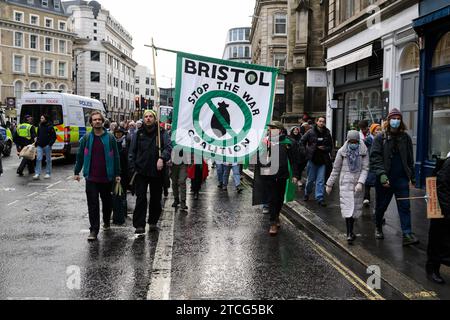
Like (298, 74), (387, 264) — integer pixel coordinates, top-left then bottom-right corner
(348, 143), (359, 151)
(390, 119), (401, 129)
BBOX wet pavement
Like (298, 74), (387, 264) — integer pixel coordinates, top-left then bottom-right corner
(0, 154), (375, 300)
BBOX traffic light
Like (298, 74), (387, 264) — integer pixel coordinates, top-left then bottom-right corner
(149, 100), (154, 108)
(144, 99), (148, 107)
(135, 97), (140, 108)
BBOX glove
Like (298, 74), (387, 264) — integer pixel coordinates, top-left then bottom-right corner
(326, 186), (332, 195)
(355, 183), (363, 193)
(380, 174), (389, 185)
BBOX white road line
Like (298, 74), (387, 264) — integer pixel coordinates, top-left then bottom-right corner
(26, 192), (38, 197)
(147, 209), (175, 301)
(7, 200), (19, 207)
(47, 180), (62, 189)
(27, 183), (52, 187)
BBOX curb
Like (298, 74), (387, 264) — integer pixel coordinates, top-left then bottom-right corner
(243, 169), (439, 300)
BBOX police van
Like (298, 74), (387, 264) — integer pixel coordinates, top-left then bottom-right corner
(18, 91), (106, 159)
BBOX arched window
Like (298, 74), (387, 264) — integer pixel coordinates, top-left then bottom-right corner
(433, 32), (450, 67)
(30, 81), (39, 90)
(14, 80), (24, 99)
(45, 83), (53, 90)
(399, 43), (420, 72)
(59, 84), (67, 92)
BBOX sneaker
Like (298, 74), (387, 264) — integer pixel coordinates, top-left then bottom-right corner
(427, 271), (446, 285)
(403, 233), (419, 246)
(180, 203), (189, 211)
(33, 174), (40, 180)
(172, 200), (180, 208)
(17, 171), (24, 177)
(217, 183), (223, 189)
(222, 185), (228, 191)
(347, 233), (357, 244)
(269, 224), (278, 237)
(103, 224), (111, 231)
(44, 174), (51, 179)
(375, 228), (384, 240)
(236, 186), (243, 193)
(363, 199), (370, 207)
(318, 200), (327, 207)
(135, 227), (145, 236)
(87, 232), (98, 242)
(262, 207), (270, 215)
(149, 224), (159, 232)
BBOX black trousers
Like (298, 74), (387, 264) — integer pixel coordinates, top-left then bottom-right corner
(17, 158), (35, 174)
(269, 178), (287, 223)
(427, 218), (450, 272)
(191, 164), (203, 193)
(86, 181), (113, 233)
(133, 174), (163, 228)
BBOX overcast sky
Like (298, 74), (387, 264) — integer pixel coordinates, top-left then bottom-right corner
(100, 0), (256, 88)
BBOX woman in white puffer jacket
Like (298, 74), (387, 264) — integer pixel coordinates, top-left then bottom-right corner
(325, 130), (369, 244)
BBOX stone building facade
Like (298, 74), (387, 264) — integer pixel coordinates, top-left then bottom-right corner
(0, 0), (75, 105)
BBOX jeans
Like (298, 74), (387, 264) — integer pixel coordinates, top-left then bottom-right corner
(223, 164), (241, 187)
(86, 181), (113, 234)
(216, 163), (224, 185)
(305, 161), (326, 202)
(36, 145), (52, 176)
(375, 177), (412, 234)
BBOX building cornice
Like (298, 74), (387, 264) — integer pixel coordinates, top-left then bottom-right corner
(322, 0), (418, 48)
(4, 1), (70, 17)
(101, 40), (137, 68)
(0, 18), (76, 39)
(105, 23), (134, 50)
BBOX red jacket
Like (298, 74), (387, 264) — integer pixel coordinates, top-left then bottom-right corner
(187, 160), (209, 181)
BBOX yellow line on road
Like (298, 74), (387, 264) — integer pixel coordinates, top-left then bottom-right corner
(283, 217), (385, 300)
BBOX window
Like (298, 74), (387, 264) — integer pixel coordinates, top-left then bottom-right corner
(340, 0), (356, 22)
(54, 0), (61, 10)
(14, 32), (23, 47)
(59, 40), (66, 54)
(21, 104), (64, 126)
(245, 46), (250, 58)
(59, 84), (67, 93)
(45, 37), (52, 52)
(274, 13), (287, 35)
(146, 77), (150, 85)
(274, 54), (286, 68)
(91, 93), (100, 100)
(232, 47), (238, 58)
(135, 88), (140, 95)
(91, 72), (100, 82)
(29, 57), (39, 74)
(13, 55), (24, 73)
(399, 43), (420, 72)
(14, 11), (24, 22)
(42, 0), (49, 7)
(14, 81), (24, 99)
(59, 21), (66, 31)
(44, 83), (53, 90)
(30, 82), (39, 90)
(58, 62), (66, 77)
(44, 60), (53, 76)
(90, 51), (100, 62)
(430, 96), (450, 159)
(135, 77), (140, 84)
(30, 35), (38, 49)
(45, 18), (53, 28)
(245, 29), (250, 41)
(238, 46), (244, 58)
(30, 15), (39, 25)
(433, 32), (450, 67)
(239, 28), (244, 41)
(145, 88), (150, 96)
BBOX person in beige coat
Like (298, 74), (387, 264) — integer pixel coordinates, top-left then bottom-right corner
(326, 130), (369, 244)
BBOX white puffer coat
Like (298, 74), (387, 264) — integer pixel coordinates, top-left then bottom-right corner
(326, 142), (369, 219)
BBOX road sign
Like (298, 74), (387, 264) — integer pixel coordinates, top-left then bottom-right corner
(172, 52), (278, 162)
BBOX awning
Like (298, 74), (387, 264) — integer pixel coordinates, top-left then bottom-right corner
(326, 44), (373, 71)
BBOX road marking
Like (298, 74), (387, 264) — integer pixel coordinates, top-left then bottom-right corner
(147, 210), (175, 301)
(284, 218), (384, 300)
(26, 192), (38, 197)
(47, 181), (62, 189)
(7, 200), (19, 207)
(27, 183), (52, 187)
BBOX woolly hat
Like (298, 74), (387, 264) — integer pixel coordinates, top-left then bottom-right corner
(388, 108), (402, 120)
(370, 123), (381, 135)
(143, 109), (158, 119)
(347, 130), (360, 142)
(268, 121), (285, 130)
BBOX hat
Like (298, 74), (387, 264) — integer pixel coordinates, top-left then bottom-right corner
(268, 121), (285, 130)
(370, 123), (381, 135)
(388, 108), (402, 120)
(347, 130), (360, 142)
(143, 109), (158, 119)
(25, 115), (32, 119)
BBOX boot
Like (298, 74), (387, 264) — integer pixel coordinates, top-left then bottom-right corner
(426, 264), (445, 285)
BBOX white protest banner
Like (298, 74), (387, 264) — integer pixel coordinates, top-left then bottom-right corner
(172, 52), (278, 163)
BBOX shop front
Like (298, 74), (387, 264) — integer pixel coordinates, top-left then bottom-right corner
(413, 4), (450, 187)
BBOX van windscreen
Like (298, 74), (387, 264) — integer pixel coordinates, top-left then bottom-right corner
(21, 105), (63, 126)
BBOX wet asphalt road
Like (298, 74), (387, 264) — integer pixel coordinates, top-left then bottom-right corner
(0, 154), (371, 300)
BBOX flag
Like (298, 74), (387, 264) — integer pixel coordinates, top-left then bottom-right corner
(171, 52), (278, 163)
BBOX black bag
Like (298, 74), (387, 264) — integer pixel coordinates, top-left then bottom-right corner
(112, 182), (127, 225)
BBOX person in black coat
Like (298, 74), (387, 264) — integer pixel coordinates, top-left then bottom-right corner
(34, 114), (57, 180)
(428, 155), (450, 284)
(128, 110), (172, 236)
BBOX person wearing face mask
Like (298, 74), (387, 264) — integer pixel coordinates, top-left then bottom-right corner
(370, 108), (418, 246)
(363, 124), (382, 207)
(326, 130), (369, 244)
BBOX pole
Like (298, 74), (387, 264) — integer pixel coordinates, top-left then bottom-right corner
(151, 38), (162, 157)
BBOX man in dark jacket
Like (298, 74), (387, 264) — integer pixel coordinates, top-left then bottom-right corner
(13, 115), (36, 176)
(370, 108), (418, 246)
(427, 155), (450, 284)
(301, 116), (333, 207)
(34, 114), (56, 180)
(129, 109), (172, 236)
(253, 121), (300, 236)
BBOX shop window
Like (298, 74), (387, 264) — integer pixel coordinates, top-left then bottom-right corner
(399, 43), (420, 72)
(335, 67), (345, 85)
(433, 32), (450, 67)
(430, 96), (450, 159)
(344, 88), (383, 134)
(357, 59), (369, 80)
(345, 63), (356, 83)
